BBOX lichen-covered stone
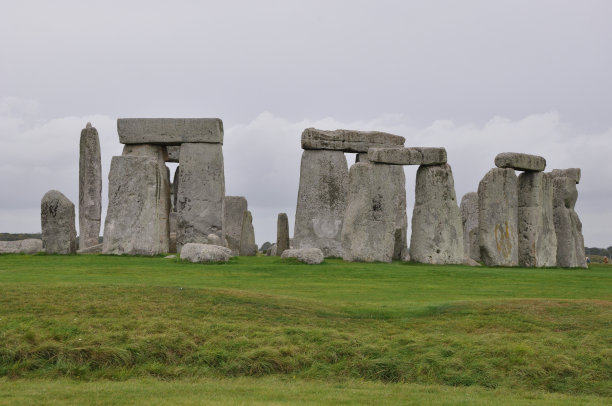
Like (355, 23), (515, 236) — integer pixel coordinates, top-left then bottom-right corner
(239, 210), (257, 256)
(494, 152), (546, 172)
(294, 150), (348, 257)
(41, 190), (77, 254)
(478, 168), (519, 266)
(281, 248), (324, 264)
(410, 164), (463, 264)
(552, 175), (587, 268)
(224, 196), (248, 255)
(460, 192), (480, 261)
(78, 123), (102, 249)
(301, 128), (405, 152)
(276, 213), (290, 256)
(118, 118), (224, 145)
(551, 168), (581, 184)
(180, 243), (232, 263)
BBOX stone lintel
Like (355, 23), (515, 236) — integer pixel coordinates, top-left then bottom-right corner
(368, 147), (447, 166)
(494, 152), (546, 172)
(301, 128), (404, 153)
(118, 118), (223, 145)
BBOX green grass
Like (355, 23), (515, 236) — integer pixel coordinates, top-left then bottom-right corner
(0, 254), (610, 404)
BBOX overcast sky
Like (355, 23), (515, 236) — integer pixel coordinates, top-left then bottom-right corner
(1, 1), (611, 247)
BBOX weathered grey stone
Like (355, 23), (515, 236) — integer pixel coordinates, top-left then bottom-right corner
(460, 192), (480, 261)
(41, 190), (77, 254)
(342, 162), (407, 263)
(78, 122), (102, 250)
(355, 153), (369, 163)
(224, 196), (248, 255)
(281, 248), (324, 264)
(294, 150), (348, 257)
(518, 172), (557, 267)
(551, 168), (581, 184)
(553, 176), (587, 268)
(368, 147), (447, 166)
(463, 257), (481, 266)
(276, 213), (290, 256)
(176, 143), (225, 251)
(494, 152), (546, 172)
(478, 168), (519, 266)
(180, 243), (232, 263)
(166, 146), (180, 162)
(301, 128), (405, 152)
(266, 244), (277, 256)
(172, 166), (180, 212)
(207, 233), (226, 247)
(410, 164), (463, 264)
(118, 118), (223, 145)
(77, 243), (102, 254)
(239, 210), (257, 256)
(0, 239), (43, 254)
(102, 145), (171, 255)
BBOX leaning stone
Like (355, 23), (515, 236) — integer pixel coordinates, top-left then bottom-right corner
(0, 239), (43, 254)
(78, 122), (102, 250)
(494, 152), (546, 172)
(281, 248), (324, 264)
(239, 210), (257, 256)
(301, 128), (405, 153)
(166, 146), (180, 162)
(551, 168), (581, 184)
(176, 143), (225, 251)
(180, 243), (232, 263)
(118, 118), (224, 145)
(342, 162), (407, 263)
(410, 164), (463, 264)
(224, 196), (248, 255)
(102, 146), (171, 255)
(460, 192), (480, 261)
(276, 213), (290, 256)
(294, 150), (348, 257)
(553, 176), (587, 268)
(478, 168), (519, 266)
(77, 243), (103, 254)
(368, 147), (447, 166)
(41, 190), (77, 254)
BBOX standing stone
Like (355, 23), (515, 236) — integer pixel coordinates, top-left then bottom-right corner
(294, 150), (348, 257)
(276, 213), (290, 256)
(518, 172), (557, 267)
(172, 166), (180, 211)
(224, 196), (248, 255)
(78, 123), (102, 249)
(239, 210), (257, 256)
(460, 192), (480, 262)
(102, 145), (171, 255)
(41, 190), (77, 254)
(176, 143), (225, 250)
(478, 168), (519, 266)
(410, 164), (463, 264)
(342, 162), (407, 262)
(552, 174), (586, 268)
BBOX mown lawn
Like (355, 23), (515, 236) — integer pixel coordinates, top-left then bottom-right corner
(0, 254), (610, 405)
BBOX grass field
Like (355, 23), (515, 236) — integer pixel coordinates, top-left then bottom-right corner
(0, 254), (610, 405)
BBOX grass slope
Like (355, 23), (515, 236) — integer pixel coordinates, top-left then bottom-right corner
(0, 255), (610, 403)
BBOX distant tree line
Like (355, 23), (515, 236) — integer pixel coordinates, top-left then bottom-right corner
(585, 247), (612, 258)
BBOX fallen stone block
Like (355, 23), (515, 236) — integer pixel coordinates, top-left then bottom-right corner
(301, 128), (405, 153)
(118, 118), (223, 145)
(77, 243), (103, 254)
(0, 239), (43, 254)
(494, 152), (546, 172)
(180, 243), (233, 263)
(281, 248), (324, 264)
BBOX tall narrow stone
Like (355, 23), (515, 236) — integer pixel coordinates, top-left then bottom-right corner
(176, 143), (225, 250)
(224, 196), (248, 255)
(172, 166), (180, 211)
(276, 213), (290, 256)
(41, 190), (77, 254)
(78, 123), (102, 249)
(552, 174), (586, 268)
(478, 168), (519, 266)
(239, 210), (257, 256)
(518, 172), (557, 267)
(102, 145), (171, 255)
(342, 162), (407, 262)
(410, 164), (463, 264)
(460, 192), (480, 261)
(294, 150), (348, 257)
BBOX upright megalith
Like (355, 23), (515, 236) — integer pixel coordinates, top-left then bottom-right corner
(478, 168), (519, 266)
(41, 190), (77, 254)
(460, 192), (480, 262)
(342, 162), (407, 262)
(176, 142), (225, 250)
(78, 122), (102, 249)
(239, 210), (257, 256)
(294, 150), (348, 257)
(224, 196), (248, 255)
(518, 172), (557, 267)
(102, 145), (171, 255)
(410, 164), (463, 264)
(276, 213), (290, 256)
(551, 170), (586, 268)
